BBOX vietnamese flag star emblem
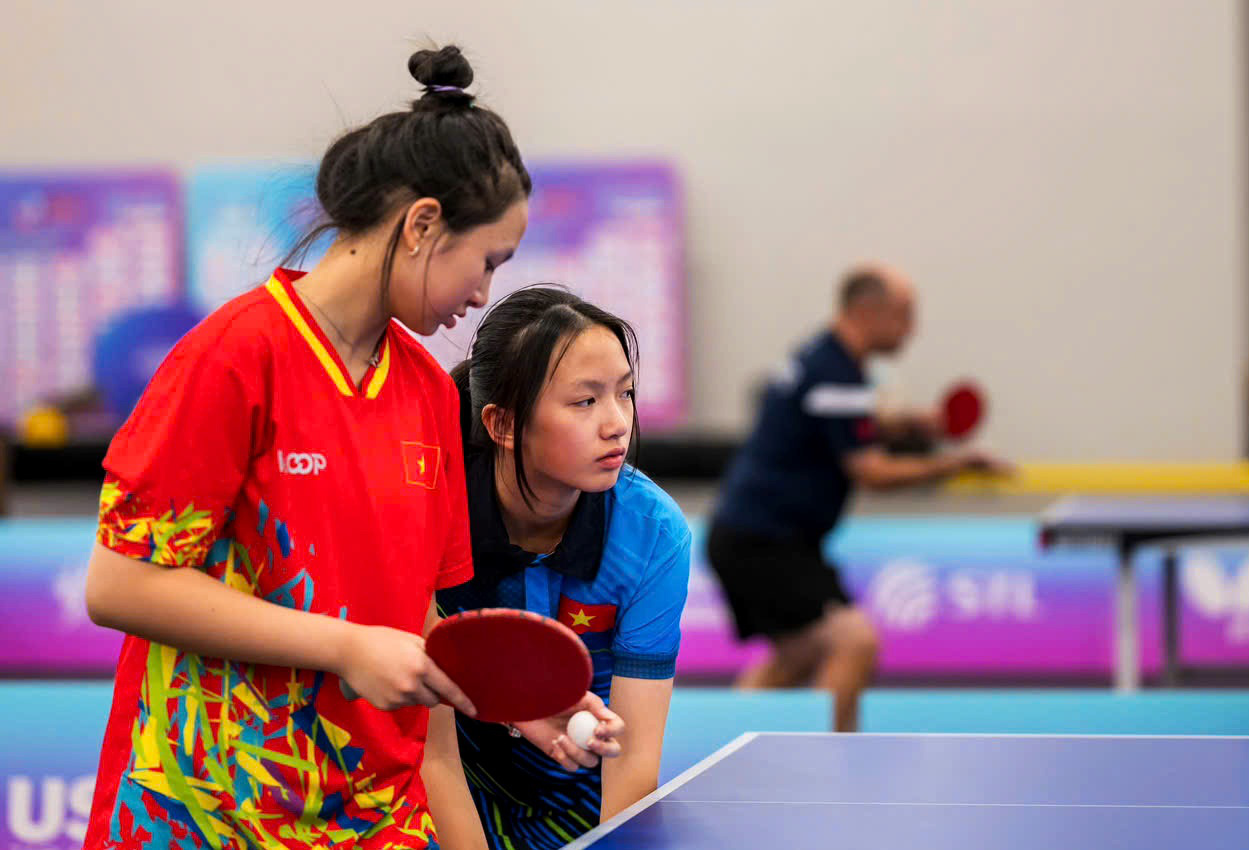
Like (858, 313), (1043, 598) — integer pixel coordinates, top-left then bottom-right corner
(558, 596), (617, 634)
(401, 441), (440, 489)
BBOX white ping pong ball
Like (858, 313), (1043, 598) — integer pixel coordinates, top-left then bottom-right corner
(567, 710), (598, 749)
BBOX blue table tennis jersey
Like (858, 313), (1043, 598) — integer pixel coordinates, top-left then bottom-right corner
(437, 451), (691, 849)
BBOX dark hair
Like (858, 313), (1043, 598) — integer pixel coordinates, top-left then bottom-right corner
(283, 45), (531, 299)
(839, 268), (888, 311)
(451, 286), (640, 507)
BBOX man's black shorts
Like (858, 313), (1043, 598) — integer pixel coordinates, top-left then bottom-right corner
(706, 522), (852, 640)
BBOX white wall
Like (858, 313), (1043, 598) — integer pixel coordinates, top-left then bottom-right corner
(3, 0), (1243, 459)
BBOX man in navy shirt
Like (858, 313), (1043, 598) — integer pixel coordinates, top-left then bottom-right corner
(709, 263), (1009, 731)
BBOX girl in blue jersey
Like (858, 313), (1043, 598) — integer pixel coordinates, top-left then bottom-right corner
(438, 286), (691, 849)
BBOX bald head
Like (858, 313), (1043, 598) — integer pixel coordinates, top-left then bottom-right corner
(836, 262), (917, 355)
(839, 263), (914, 311)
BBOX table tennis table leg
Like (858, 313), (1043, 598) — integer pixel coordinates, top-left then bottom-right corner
(1114, 543), (1140, 692)
(1162, 549), (1180, 687)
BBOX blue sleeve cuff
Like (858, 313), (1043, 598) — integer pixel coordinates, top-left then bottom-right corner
(613, 651), (677, 680)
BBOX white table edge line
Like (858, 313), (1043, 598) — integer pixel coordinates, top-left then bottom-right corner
(561, 732), (760, 849)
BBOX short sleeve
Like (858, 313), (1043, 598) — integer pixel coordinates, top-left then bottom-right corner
(436, 378), (474, 590)
(97, 332), (267, 568)
(611, 524), (691, 679)
(799, 380), (877, 459)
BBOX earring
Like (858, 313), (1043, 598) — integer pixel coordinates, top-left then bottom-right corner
(409, 244), (420, 257)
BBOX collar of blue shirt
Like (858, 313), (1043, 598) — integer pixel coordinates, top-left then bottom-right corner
(465, 448), (607, 588)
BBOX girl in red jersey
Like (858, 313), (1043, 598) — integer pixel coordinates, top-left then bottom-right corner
(83, 46), (525, 850)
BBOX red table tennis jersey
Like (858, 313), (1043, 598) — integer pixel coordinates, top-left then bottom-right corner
(84, 269), (472, 849)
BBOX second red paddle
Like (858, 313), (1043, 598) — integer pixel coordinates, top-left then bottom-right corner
(340, 608), (592, 723)
(941, 380), (985, 440)
(426, 608), (591, 722)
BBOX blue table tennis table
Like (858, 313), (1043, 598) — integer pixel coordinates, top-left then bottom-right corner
(567, 732), (1249, 849)
(1040, 495), (1249, 691)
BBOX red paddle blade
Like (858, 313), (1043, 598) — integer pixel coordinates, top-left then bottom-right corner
(426, 608), (592, 723)
(942, 381), (984, 439)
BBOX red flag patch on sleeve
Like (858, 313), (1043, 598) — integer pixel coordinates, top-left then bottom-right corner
(856, 417), (878, 443)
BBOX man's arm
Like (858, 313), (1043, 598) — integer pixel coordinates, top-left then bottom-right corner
(874, 406), (942, 442)
(846, 446), (1009, 490)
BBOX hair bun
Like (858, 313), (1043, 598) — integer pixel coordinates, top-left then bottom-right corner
(408, 46), (474, 102)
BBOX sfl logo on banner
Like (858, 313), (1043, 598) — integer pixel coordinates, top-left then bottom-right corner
(278, 451), (327, 476)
